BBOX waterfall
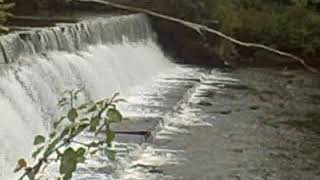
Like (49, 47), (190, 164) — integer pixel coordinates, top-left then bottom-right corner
(0, 14), (174, 179)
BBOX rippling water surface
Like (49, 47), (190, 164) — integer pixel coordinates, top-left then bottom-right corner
(105, 68), (320, 180)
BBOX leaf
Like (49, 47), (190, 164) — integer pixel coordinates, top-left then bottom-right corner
(97, 99), (105, 104)
(0, 25), (9, 32)
(14, 159), (27, 172)
(80, 118), (89, 122)
(32, 146), (44, 159)
(77, 156), (86, 163)
(110, 92), (120, 102)
(74, 89), (83, 97)
(76, 147), (86, 157)
(50, 131), (57, 139)
(18, 158), (27, 168)
(87, 105), (97, 113)
(76, 147), (86, 163)
(90, 149), (99, 155)
(90, 116), (100, 131)
(60, 148), (78, 180)
(73, 123), (89, 136)
(43, 137), (61, 158)
(53, 116), (66, 129)
(105, 149), (116, 161)
(107, 109), (122, 123)
(58, 97), (67, 106)
(67, 108), (78, 122)
(43, 127), (69, 158)
(60, 126), (71, 138)
(106, 130), (115, 147)
(33, 135), (46, 145)
(60, 147), (86, 180)
(77, 103), (89, 110)
(113, 98), (127, 103)
(56, 149), (63, 160)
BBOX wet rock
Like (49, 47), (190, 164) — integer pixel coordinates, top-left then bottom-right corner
(111, 116), (160, 132)
(197, 101), (213, 106)
(258, 93), (272, 102)
(260, 90), (277, 95)
(223, 83), (250, 90)
(287, 80), (293, 84)
(131, 164), (158, 169)
(195, 91), (215, 98)
(215, 110), (232, 115)
(278, 102), (285, 108)
(249, 105), (260, 110)
(232, 148), (245, 153)
(149, 169), (164, 174)
(91, 165), (114, 174)
(164, 78), (200, 83)
(111, 116), (160, 143)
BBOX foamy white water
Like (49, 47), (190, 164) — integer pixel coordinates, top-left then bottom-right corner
(0, 14), (175, 179)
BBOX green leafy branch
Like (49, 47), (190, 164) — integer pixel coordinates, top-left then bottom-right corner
(15, 90), (126, 180)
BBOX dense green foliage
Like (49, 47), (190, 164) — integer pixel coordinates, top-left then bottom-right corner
(0, 0), (14, 31)
(15, 90), (125, 180)
(200, 0), (320, 60)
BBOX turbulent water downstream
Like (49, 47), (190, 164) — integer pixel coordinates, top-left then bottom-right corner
(1, 14), (320, 180)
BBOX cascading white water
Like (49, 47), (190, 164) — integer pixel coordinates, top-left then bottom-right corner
(0, 14), (175, 179)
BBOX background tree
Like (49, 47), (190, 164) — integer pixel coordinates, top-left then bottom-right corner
(0, 0), (14, 31)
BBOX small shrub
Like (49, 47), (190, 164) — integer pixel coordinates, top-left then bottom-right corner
(199, 0), (320, 60)
(14, 90), (126, 180)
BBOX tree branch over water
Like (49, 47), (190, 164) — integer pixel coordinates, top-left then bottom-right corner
(75, 0), (319, 73)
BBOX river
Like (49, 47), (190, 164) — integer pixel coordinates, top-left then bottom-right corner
(0, 14), (319, 180)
